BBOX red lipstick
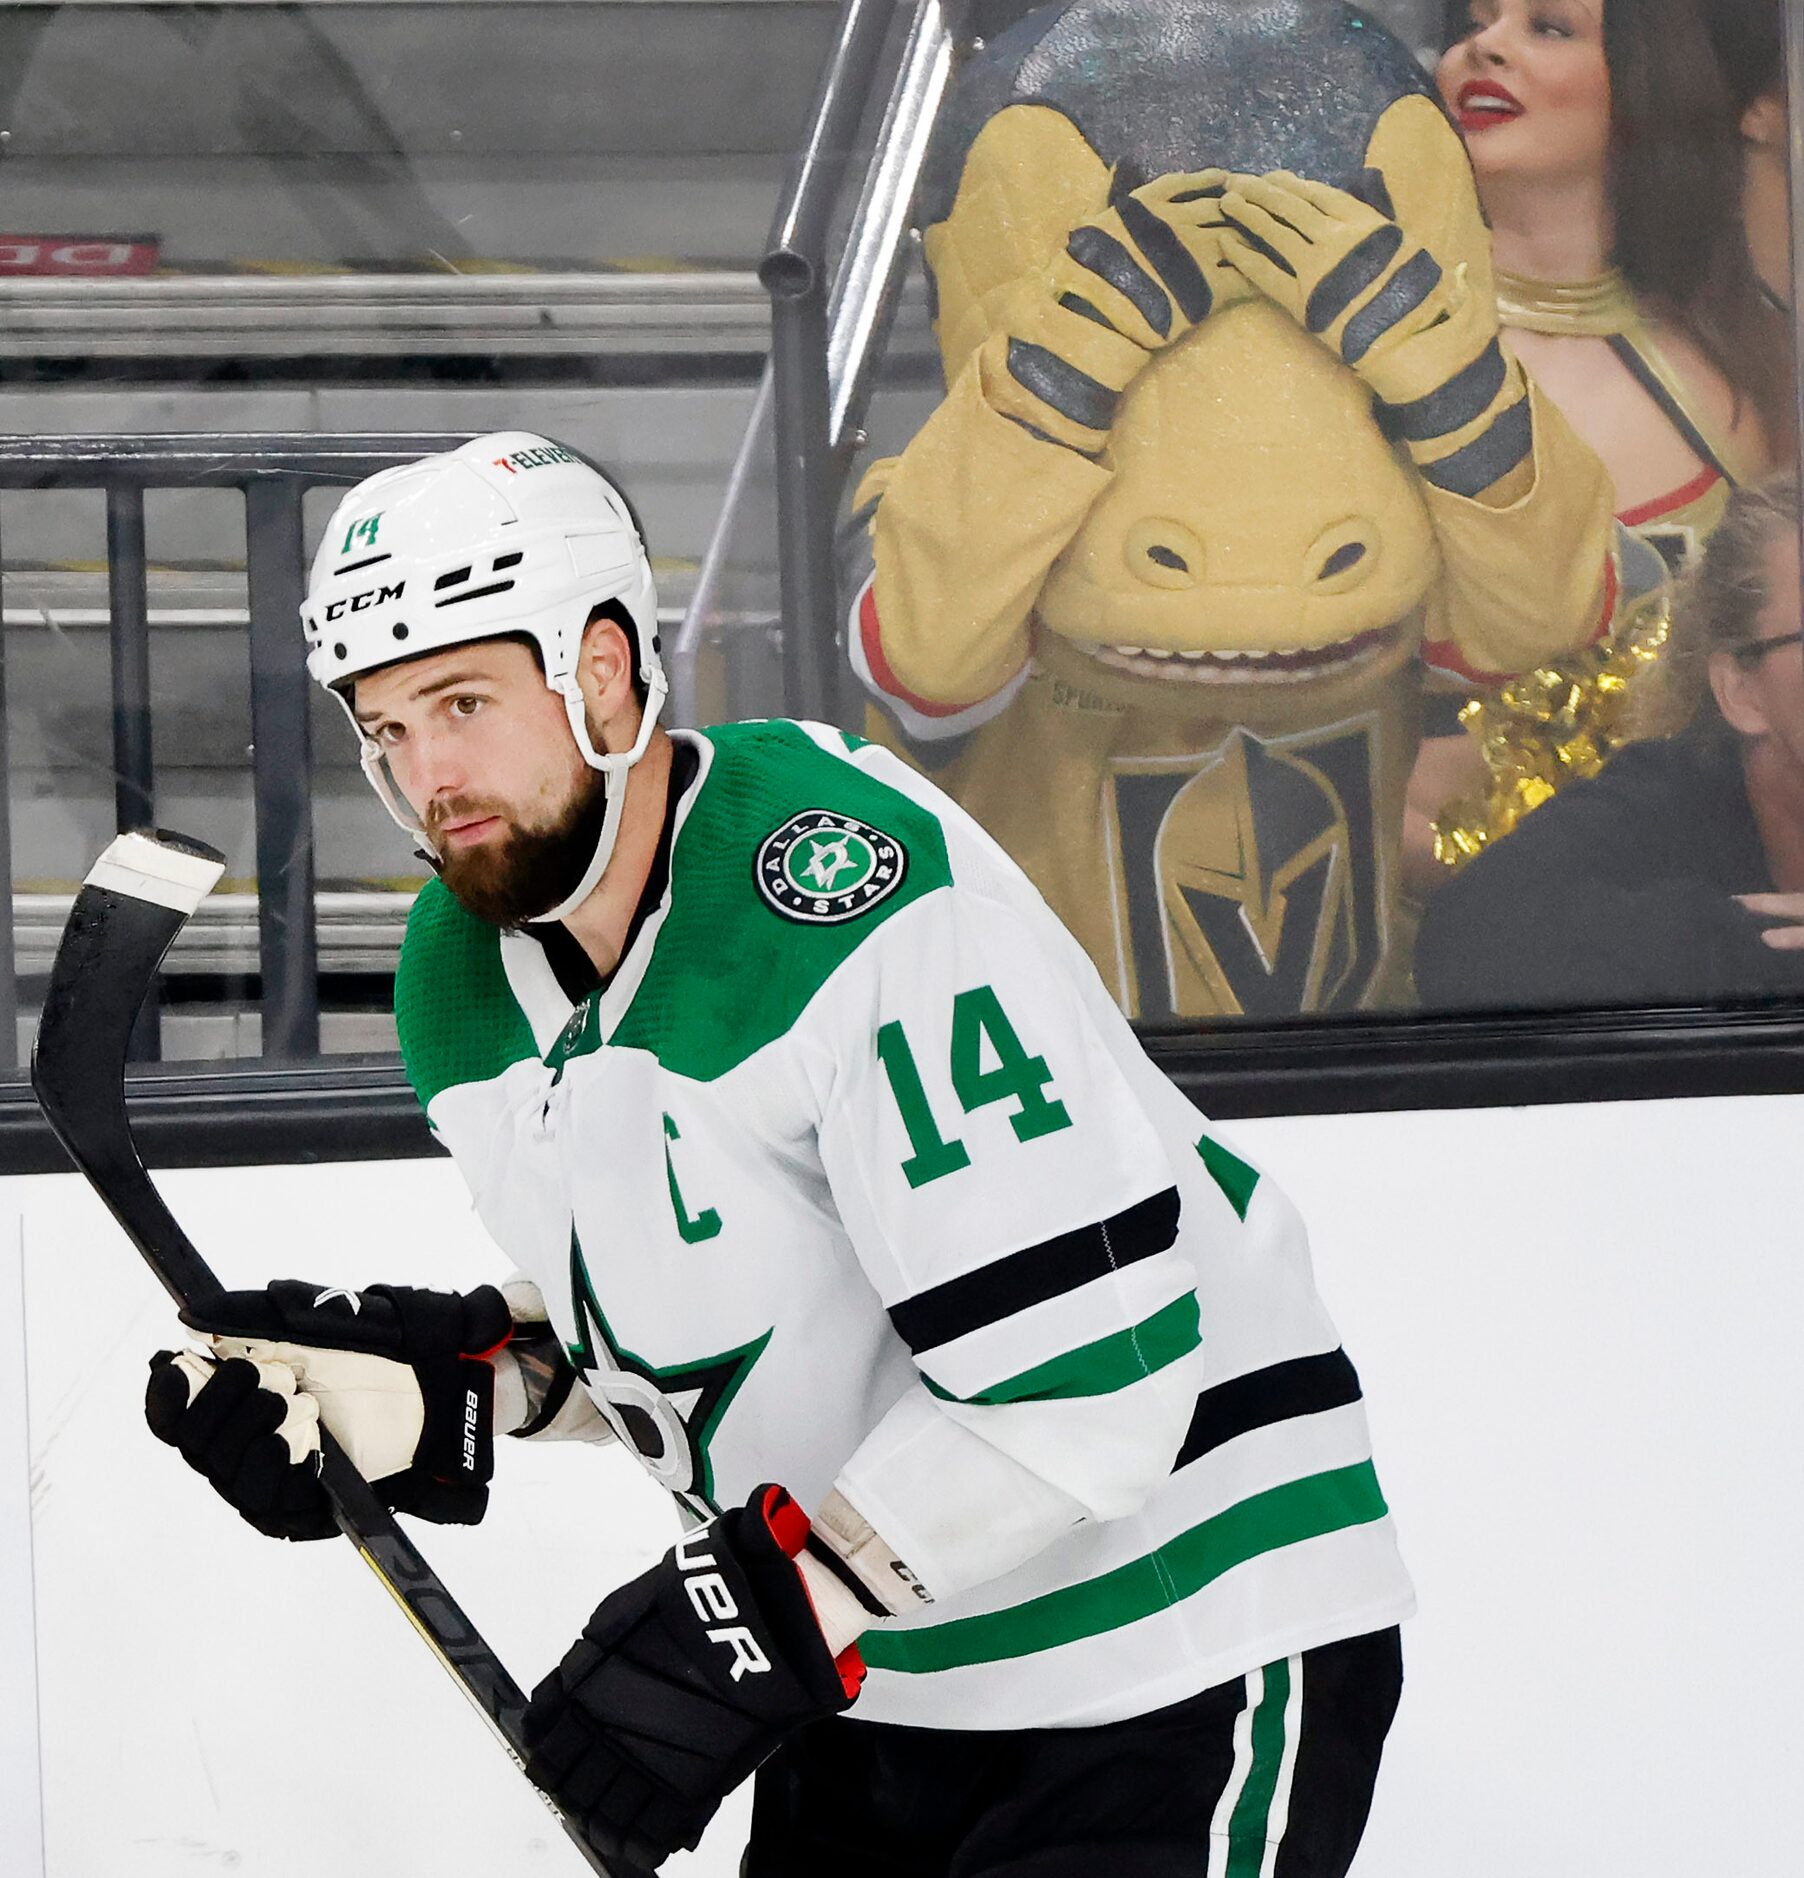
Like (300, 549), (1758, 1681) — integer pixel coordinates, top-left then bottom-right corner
(1455, 77), (1525, 134)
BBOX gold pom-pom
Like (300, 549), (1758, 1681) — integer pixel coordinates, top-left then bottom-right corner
(1433, 588), (1672, 869)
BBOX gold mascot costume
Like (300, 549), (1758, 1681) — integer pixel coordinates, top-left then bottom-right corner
(849, 0), (1647, 1019)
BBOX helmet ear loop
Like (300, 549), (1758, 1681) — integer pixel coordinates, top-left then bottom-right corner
(557, 674), (610, 774)
(522, 671), (648, 925)
(554, 660), (667, 772)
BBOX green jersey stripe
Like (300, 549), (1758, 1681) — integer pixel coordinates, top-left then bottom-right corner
(860, 1461), (1388, 1675)
(1226, 1655), (1292, 1875)
(921, 1292), (1200, 1406)
(1196, 1134), (1260, 1222)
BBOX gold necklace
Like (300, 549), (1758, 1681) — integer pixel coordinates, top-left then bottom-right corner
(1494, 266), (1637, 336)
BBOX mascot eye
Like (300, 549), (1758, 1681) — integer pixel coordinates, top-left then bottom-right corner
(1124, 519), (1203, 591)
(1307, 521), (1379, 595)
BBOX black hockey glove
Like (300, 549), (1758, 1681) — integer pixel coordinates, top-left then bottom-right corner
(145, 1280), (512, 1538)
(145, 1348), (339, 1540)
(522, 1484), (865, 1871)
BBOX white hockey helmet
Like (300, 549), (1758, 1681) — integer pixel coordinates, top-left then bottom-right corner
(303, 432), (666, 921)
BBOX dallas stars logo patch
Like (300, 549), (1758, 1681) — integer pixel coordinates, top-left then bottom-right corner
(756, 809), (907, 925)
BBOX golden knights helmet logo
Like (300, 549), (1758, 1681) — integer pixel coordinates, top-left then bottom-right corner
(1110, 717), (1386, 1020)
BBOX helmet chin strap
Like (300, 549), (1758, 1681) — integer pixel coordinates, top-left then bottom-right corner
(524, 664), (670, 925)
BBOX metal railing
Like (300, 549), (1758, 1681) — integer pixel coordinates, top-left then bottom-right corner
(0, 273), (771, 363)
(753, 0), (962, 722)
(0, 432), (471, 1070)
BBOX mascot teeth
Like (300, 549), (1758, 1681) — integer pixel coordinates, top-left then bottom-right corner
(1091, 626), (1396, 684)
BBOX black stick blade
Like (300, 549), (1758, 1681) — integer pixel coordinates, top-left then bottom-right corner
(31, 830), (226, 1307)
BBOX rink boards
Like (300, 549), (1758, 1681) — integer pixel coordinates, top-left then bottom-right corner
(3, 1094), (1801, 1877)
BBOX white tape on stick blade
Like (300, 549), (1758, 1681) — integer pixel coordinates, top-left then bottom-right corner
(83, 832), (225, 917)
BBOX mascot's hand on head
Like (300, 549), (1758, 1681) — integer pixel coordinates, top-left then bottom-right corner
(913, 0), (1522, 683)
(992, 169), (1246, 455)
(1214, 167), (1512, 428)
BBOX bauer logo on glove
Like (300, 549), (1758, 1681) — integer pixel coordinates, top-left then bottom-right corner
(523, 1484), (863, 1871)
(144, 1279), (513, 1536)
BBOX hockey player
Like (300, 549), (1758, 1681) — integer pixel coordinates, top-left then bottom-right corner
(144, 434), (1414, 1876)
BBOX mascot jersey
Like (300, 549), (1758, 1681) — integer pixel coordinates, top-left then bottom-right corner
(395, 720), (1413, 1731)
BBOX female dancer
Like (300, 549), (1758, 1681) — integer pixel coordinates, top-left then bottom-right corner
(1439, 0), (1782, 556)
(1414, 0), (1790, 875)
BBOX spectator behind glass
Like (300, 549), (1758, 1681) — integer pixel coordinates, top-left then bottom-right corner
(1415, 473), (1804, 1009)
(1706, 0), (1789, 310)
(1408, 0), (1792, 887)
(1437, 0), (1786, 513)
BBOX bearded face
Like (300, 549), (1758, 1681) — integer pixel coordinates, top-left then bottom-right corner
(426, 762), (611, 928)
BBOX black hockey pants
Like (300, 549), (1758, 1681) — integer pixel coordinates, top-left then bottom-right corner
(743, 1625), (1402, 1877)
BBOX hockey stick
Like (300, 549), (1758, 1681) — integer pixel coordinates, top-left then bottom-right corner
(30, 830), (618, 1877)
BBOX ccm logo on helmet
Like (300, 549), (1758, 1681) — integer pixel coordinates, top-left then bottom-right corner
(323, 581), (405, 621)
(674, 1531), (771, 1682)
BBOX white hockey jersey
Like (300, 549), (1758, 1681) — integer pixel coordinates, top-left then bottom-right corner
(395, 719), (1413, 1729)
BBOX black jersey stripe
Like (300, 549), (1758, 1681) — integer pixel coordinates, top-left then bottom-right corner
(1006, 338), (1120, 433)
(888, 1187), (1182, 1356)
(1417, 396), (1533, 497)
(1174, 1348), (1363, 1471)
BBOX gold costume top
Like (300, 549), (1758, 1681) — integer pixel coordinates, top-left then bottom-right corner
(1434, 270), (1754, 866)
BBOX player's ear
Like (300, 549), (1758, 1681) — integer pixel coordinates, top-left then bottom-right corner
(575, 612), (643, 757)
(578, 612), (634, 708)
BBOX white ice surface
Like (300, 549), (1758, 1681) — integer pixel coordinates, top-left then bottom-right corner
(0, 1220), (44, 1878)
(2, 1092), (1802, 1875)
(1235, 1094), (1804, 1878)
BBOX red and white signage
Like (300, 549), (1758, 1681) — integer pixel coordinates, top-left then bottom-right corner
(0, 237), (160, 277)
